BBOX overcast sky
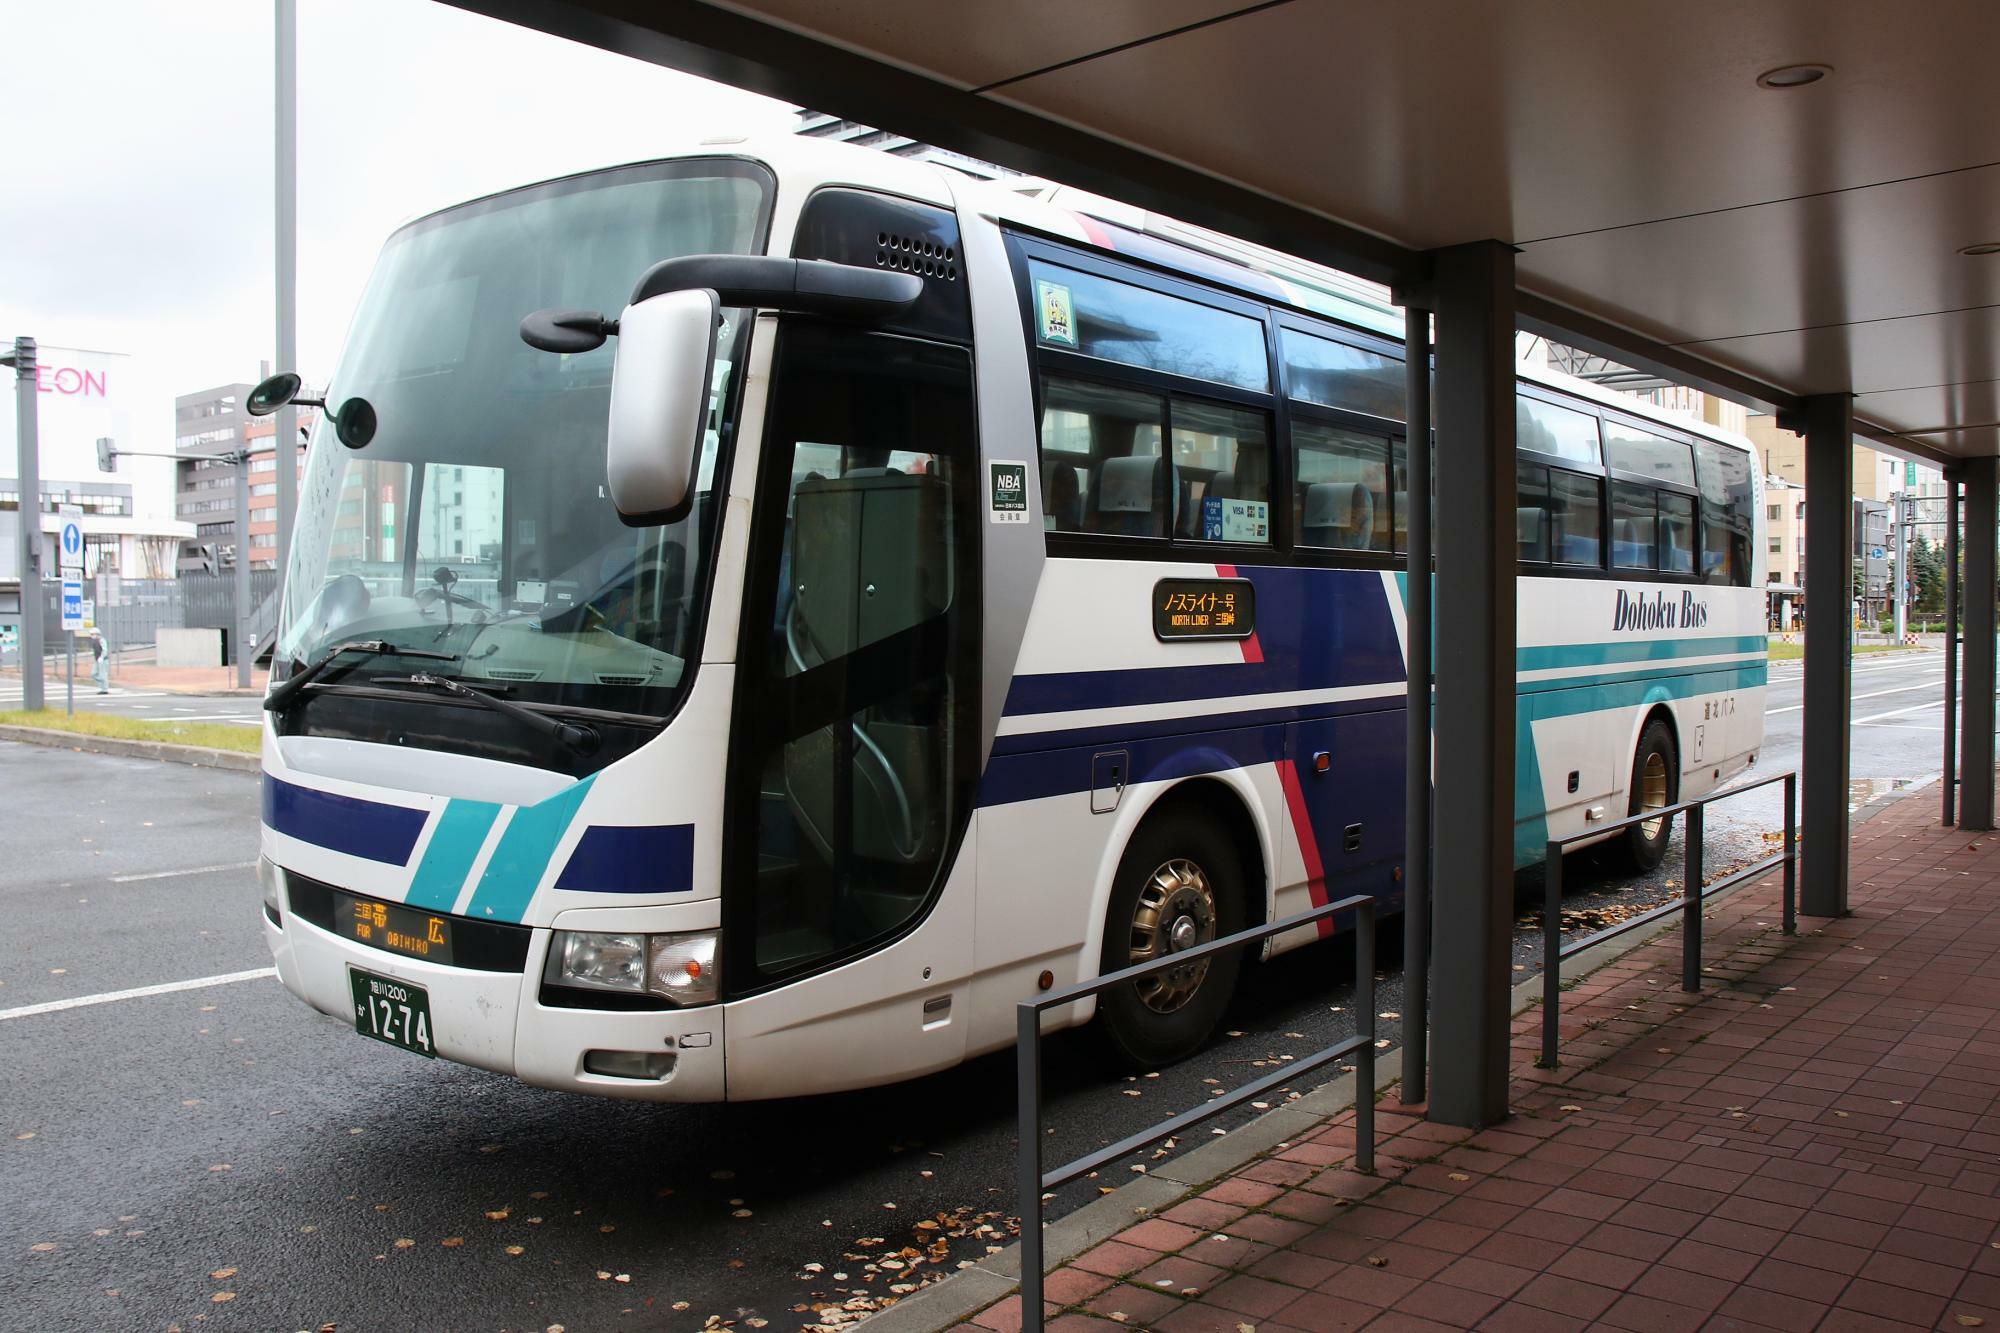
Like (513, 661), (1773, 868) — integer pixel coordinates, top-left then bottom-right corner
(1, 0), (795, 450)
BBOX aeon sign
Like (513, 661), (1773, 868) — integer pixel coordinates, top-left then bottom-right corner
(35, 364), (109, 397)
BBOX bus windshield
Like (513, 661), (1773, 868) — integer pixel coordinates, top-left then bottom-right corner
(277, 159), (772, 727)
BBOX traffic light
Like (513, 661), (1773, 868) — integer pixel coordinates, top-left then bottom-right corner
(95, 437), (117, 472)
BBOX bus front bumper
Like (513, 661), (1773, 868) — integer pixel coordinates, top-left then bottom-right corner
(266, 902), (725, 1102)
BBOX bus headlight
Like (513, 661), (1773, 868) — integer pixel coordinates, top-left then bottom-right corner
(546, 930), (721, 1006)
(549, 932), (649, 993)
(647, 932), (719, 1006)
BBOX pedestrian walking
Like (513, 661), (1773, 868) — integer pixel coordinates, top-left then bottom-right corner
(89, 627), (110, 694)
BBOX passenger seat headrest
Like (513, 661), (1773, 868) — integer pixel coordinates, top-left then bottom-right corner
(1098, 455), (1159, 513)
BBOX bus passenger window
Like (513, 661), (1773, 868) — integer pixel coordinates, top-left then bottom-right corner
(1171, 398), (1271, 544)
(1281, 329), (1405, 421)
(1295, 422), (1392, 551)
(1659, 493), (1696, 574)
(1611, 481), (1658, 570)
(1694, 439), (1754, 586)
(1037, 376), (1167, 539)
(1517, 395), (1602, 467)
(1517, 463), (1550, 563)
(1549, 469), (1603, 567)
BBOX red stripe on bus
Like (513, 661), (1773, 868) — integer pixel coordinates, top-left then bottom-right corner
(1213, 563), (1265, 663)
(1276, 759), (1334, 938)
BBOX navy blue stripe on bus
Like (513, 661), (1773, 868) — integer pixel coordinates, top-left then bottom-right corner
(261, 776), (427, 866)
(990, 690), (1404, 757)
(555, 824), (698, 895)
(1003, 566), (1405, 717)
(978, 721), (1287, 808)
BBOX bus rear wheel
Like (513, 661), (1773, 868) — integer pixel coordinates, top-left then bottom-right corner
(1619, 718), (1679, 872)
(1097, 814), (1246, 1069)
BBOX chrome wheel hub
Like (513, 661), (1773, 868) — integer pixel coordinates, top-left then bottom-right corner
(1128, 858), (1218, 1014)
(1638, 751), (1670, 840)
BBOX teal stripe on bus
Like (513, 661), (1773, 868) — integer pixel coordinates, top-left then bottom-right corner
(1516, 634), (1767, 673)
(1512, 662), (1767, 868)
(462, 777), (596, 922)
(1518, 657), (1769, 697)
(402, 799), (501, 912)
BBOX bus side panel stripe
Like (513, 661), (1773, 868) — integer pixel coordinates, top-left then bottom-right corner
(261, 776), (426, 866)
(555, 824), (697, 894)
(1003, 566), (1404, 715)
(1213, 563), (1265, 663)
(403, 800), (502, 911)
(1275, 759), (1334, 939)
(976, 724), (1284, 808)
(463, 777), (597, 922)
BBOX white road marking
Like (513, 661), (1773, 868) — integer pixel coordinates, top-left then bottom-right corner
(1854, 699), (1949, 725)
(1768, 681), (1946, 715)
(0, 968), (277, 1022)
(109, 861), (258, 884)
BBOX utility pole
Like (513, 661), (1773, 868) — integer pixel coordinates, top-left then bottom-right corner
(6, 337), (44, 710)
(273, 0), (299, 575)
(234, 450), (253, 690)
(1893, 491), (1907, 643)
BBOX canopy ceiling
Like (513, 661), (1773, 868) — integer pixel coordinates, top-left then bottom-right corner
(451, 0), (2000, 464)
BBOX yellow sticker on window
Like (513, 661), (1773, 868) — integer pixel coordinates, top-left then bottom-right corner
(1036, 279), (1077, 348)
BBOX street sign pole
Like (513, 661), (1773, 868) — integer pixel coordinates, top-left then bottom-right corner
(59, 510), (83, 716)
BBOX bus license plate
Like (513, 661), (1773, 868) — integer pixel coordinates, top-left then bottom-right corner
(348, 967), (436, 1059)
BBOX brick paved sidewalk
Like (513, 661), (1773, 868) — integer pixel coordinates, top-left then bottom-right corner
(963, 791), (2000, 1332)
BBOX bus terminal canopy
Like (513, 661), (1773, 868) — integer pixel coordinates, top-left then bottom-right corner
(453, 0), (2000, 465)
(444, 0), (2000, 1128)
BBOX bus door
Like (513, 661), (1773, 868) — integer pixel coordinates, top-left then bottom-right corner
(720, 320), (982, 1095)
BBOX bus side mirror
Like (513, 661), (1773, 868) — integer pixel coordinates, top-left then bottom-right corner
(605, 288), (720, 524)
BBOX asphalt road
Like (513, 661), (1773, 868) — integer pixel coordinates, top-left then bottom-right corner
(0, 650), (1959, 1332)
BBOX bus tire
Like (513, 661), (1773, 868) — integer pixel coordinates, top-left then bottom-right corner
(1619, 718), (1679, 872)
(1096, 811), (1247, 1069)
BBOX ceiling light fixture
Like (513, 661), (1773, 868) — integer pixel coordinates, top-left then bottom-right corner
(1756, 63), (1832, 89)
(1959, 243), (2000, 257)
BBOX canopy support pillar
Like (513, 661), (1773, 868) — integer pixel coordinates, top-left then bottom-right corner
(1425, 241), (1516, 1129)
(1961, 457), (1997, 830)
(1792, 395), (1853, 916)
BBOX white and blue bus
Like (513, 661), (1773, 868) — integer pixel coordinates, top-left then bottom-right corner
(256, 137), (1764, 1098)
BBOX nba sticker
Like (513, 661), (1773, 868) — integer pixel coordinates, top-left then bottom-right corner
(1035, 279), (1077, 348)
(989, 460), (1030, 524)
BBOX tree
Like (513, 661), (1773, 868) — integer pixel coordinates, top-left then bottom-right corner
(1911, 534), (1946, 618)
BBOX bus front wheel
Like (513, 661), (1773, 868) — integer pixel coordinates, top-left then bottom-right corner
(1097, 814), (1246, 1069)
(1619, 718), (1679, 872)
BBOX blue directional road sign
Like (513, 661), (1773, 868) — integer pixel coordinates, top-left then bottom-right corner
(60, 576), (84, 631)
(59, 519), (83, 574)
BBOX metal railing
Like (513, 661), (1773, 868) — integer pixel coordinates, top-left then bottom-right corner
(1016, 894), (1376, 1333)
(1539, 770), (1796, 1067)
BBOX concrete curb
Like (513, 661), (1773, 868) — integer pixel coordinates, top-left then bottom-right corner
(867, 777), (1904, 1333)
(0, 724), (259, 774)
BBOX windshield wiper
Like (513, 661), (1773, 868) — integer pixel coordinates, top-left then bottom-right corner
(380, 672), (600, 756)
(264, 639), (460, 715)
